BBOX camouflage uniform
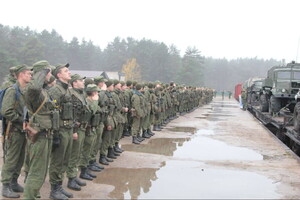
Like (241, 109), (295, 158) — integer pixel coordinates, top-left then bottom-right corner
(1, 80), (26, 198)
(23, 61), (56, 200)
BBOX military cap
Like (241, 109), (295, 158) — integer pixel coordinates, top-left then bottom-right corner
(126, 80), (132, 86)
(14, 64), (32, 75)
(132, 81), (138, 86)
(105, 80), (113, 87)
(94, 76), (107, 84)
(85, 84), (100, 93)
(136, 84), (142, 90)
(9, 66), (17, 75)
(120, 81), (125, 86)
(32, 60), (52, 73)
(70, 74), (86, 85)
(53, 63), (70, 78)
(84, 78), (94, 87)
(113, 79), (120, 86)
(148, 82), (154, 88)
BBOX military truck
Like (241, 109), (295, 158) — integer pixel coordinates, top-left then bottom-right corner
(241, 77), (263, 109)
(246, 78), (264, 107)
(259, 61), (300, 115)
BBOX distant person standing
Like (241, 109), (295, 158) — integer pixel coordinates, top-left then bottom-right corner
(228, 91), (232, 99)
(221, 90), (225, 100)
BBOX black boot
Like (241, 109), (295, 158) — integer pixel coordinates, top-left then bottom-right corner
(137, 135), (145, 142)
(142, 130), (151, 138)
(147, 129), (155, 136)
(122, 130), (131, 137)
(112, 148), (120, 156)
(132, 136), (141, 144)
(105, 156), (114, 162)
(10, 178), (24, 193)
(49, 184), (68, 200)
(107, 147), (117, 159)
(74, 177), (86, 186)
(90, 160), (104, 170)
(88, 163), (102, 172)
(67, 178), (81, 191)
(99, 154), (109, 165)
(2, 183), (20, 198)
(153, 125), (161, 131)
(114, 143), (123, 153)
(79, 168), (93, 181)
(59, 182), (73, 198)
(158, 124), (163, 129)
(86, 169), (97, 178)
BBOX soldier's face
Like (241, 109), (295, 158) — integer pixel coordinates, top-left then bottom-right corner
(75, 79), (84, 89)
(58, 67), (71, 82)
(115, 83), (121, 90)
(21, 70), (32, 83)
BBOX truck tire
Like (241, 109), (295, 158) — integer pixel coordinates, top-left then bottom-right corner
(259, 94), (269, 112)
(269, 96), (281, 115)
(291, 141), (300, 156)
(251, 93), (257, 106)
(293, 102), (300, 132)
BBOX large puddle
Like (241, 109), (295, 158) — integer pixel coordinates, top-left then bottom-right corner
(174, 134), (263, 161)
(95, 120), (278, 199)
(134, 160), (280, 199)
(95, 160), (279, 199)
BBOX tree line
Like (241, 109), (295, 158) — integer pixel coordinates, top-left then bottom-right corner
(0, 24), (281, 90)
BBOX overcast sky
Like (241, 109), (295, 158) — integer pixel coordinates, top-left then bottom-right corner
(1, 0), (300, 61)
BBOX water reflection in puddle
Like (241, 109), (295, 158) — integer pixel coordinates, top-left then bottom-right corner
(174, 136), (263, 161)
(122, 138), (190, 156)
(135, 160), (280, 199)
(167, 126), (197, 133)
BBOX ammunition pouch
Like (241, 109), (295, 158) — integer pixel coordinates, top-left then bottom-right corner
(61, 102), (73, 120)
(51, 110), (60, 131)
(80, 107), (92, 124)
(101, 111), (108, 123)
(91, 113), (101, 127)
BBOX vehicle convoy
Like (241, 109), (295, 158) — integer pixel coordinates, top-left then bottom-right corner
(259, 61), (300, 115)
(236, 61), (300, 156)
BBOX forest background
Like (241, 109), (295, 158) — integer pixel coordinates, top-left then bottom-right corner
(0, 24), (281, 91)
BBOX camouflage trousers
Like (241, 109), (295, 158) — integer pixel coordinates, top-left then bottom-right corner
(114, 123), (124, 145)
(90, 123), (104, 161)
(79, 128), (96, 168)
(23, 135), (52, 199)
(100, 129), (112, 156)
(49, 128), (73, 185)
(142, 113), (151, 131)
(131, 117), (143, 137)
(1, 129), (26, 184)
(66, 127), (86, 178)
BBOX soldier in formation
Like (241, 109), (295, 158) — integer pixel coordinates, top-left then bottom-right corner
(0, 61), (214, 199)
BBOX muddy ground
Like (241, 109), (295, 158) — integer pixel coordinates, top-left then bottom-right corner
(1, 96), (300, 199)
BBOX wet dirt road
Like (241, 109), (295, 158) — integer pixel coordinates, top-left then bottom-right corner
(1, 96), (300, 199)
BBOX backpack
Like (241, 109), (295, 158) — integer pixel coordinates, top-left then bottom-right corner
(0, 84), (21, 120)
(0, 84), (21, 132)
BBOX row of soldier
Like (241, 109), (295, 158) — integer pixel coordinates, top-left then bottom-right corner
(0, 60), (214, 199)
